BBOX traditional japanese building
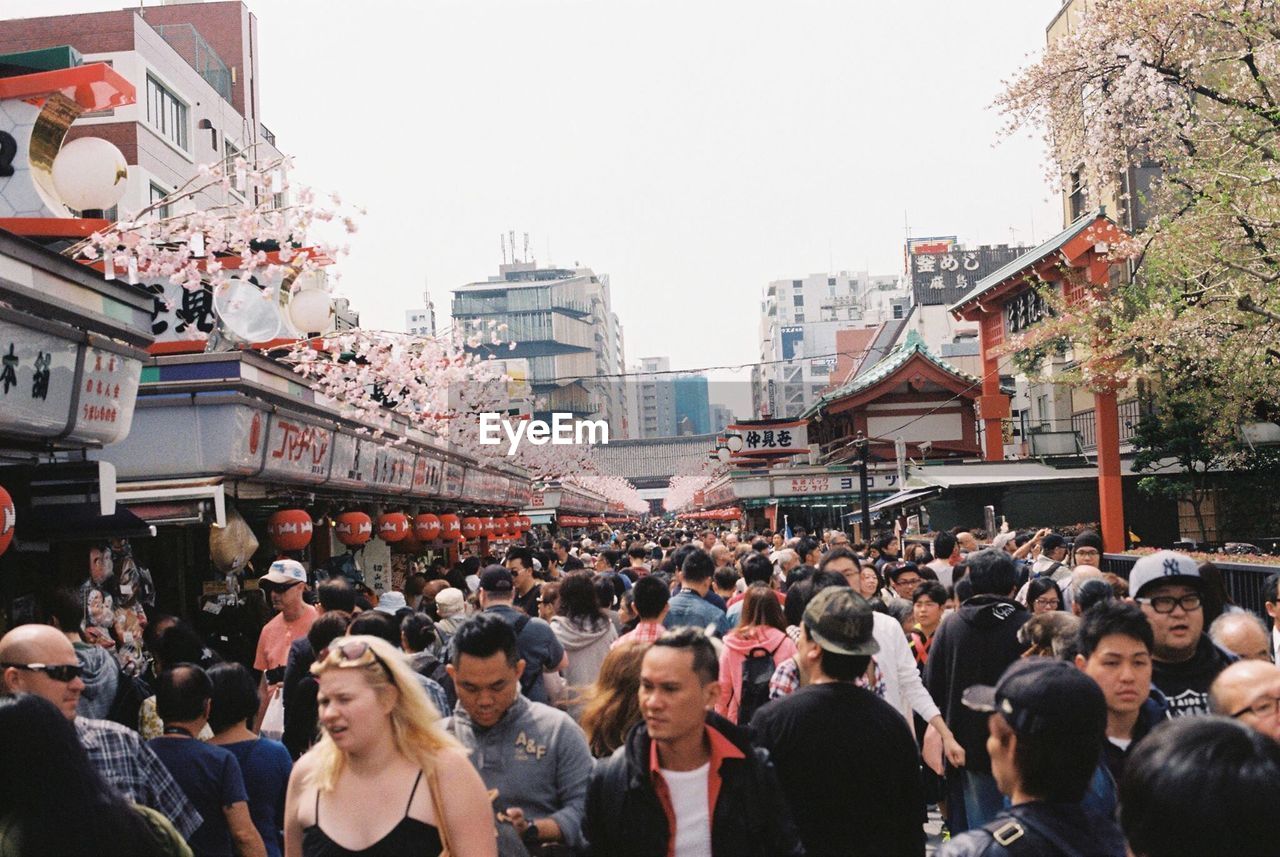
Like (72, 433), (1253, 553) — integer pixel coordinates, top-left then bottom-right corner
(804, 329), (985, 463)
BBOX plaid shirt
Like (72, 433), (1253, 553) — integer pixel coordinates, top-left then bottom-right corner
(76, 717), (202, 839)
(611, 620), (666, 649)
(768, 656), (888, 701)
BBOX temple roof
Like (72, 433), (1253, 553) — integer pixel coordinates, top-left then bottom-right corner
(801, 328), (980, 418)
(948, 208), (1110, 313)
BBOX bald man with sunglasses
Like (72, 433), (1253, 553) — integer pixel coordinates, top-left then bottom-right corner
(0, 623), (202, 840)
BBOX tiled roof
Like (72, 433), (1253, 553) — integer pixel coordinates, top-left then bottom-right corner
(801, 328), (981, 418)
(948, 209), (1107, 312)
(593, 432), (718, 481)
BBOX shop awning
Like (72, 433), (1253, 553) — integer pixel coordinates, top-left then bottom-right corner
(116, 478), (226, 527)
(861, 487), (942, 516)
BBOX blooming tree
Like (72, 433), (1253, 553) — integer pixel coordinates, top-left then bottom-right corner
(997, 0), (1280, 441)
(68, 151), (356, 293)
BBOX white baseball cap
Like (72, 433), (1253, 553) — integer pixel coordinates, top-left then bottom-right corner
(374, 591), (408, 614)
(261, 559), (307, 586)
(1129, 550), (1201, 598)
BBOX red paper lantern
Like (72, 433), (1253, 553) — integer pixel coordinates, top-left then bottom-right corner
(504, 516), (519, 537)
(520, 515), (532, 532)
(439, 514), (462, 541)
(461, 516), (483, 540)
(377, 513), (410, 543)
(413, 513), (441, 542)
(334, 511), (373, 546)
(267, 509), (313, 551)
(482, 516), (498, 539)
(0, 485), (14, 557)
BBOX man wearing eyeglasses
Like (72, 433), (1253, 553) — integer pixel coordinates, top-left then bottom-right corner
(1130, 550), (1235, 717)
(0, 623), (203, 840)
(1209, 659), (1280, 743)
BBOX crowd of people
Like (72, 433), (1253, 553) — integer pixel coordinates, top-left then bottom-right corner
(2, 522), (1279, 856)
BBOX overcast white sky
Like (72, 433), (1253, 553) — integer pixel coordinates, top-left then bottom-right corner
(11, 0), (1064, 409)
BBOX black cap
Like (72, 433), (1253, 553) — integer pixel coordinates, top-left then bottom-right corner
(479, 565), (513, 593)
(962, 659), (1105, 738)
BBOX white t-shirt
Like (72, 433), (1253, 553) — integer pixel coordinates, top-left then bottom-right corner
(926, 558), (954, 589)
(661, 763), (712, 857)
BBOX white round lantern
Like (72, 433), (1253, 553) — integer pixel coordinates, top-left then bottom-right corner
(726, 434), (744, 452)
(716, 447), (731, 463)
(288, 288), (333, 334)
(52, 137), (129, 212)
(213, 278), (283, 343)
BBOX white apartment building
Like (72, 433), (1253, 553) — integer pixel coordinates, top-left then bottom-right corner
(753, 271), (911, 418)
(630, 356), (678, 439)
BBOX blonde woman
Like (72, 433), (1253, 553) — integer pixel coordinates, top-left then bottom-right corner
(283, 635), (496, 857)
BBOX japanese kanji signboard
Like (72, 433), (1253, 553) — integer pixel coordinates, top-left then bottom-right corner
(909, 244), (1033, 306)
(726, 420), (808, 457)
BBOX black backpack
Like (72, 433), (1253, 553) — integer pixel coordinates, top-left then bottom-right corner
(737, 640), (782, 725)
(106, 667), (151, 730)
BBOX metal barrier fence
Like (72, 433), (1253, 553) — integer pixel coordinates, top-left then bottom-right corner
(1102, 553), (1275, 618)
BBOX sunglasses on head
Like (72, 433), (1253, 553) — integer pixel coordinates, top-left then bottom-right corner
(317, 638), (397, 686)
(2, 662), (83, 682)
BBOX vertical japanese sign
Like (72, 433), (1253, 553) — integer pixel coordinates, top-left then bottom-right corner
(70, 345), (143, 445)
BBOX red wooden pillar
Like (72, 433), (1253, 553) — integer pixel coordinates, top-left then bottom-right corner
(976, 311), (1009, 462)
(1095, 390), (1125, 553)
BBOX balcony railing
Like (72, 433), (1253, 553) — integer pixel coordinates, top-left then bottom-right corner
(260, 123), (276, 146)
(152, 24), (232, 102)
(1071, 398), (1143, 450)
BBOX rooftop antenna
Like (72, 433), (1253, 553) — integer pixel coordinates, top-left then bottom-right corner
(500, 233), (507, 265)
(509, 230), (517, 265)
(903, 209), (911, 274)
(523, 232), (530, 264)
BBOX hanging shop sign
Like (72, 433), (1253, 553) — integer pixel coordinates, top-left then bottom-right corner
(369, 445), (414, 494)
(0, 318), (143, 446)
(725, 419), (808, 457)
(261, 414), (332, 483)
(410, 454), (445, 496)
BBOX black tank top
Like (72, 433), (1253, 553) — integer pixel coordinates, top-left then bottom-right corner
(302, 771), (444, 856)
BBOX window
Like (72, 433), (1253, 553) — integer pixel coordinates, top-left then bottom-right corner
(149, 182), (173, 219)
(792, 280), (803, 288)
(893, 304), (904, 319)
(792, 294), (804, 306)
(794, 314), (805, 323)
(146, 74), (189, 151)
(827, 277), (836, 286)
(1068, 169), (1086, 221)
(224, 138), (242, 169)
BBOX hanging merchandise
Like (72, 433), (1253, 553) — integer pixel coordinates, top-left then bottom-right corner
(268, 509), (314, 551)
(335, 511), (373, 546)
(210, 505), (259, 573)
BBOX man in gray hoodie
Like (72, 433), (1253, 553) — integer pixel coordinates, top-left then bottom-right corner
(47, 587), (119, 720)
(444, 613), (593, 856)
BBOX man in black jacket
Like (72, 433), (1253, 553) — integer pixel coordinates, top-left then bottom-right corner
(751, 587), (924, 856)
(584, 627), (803, 857)
(940, 659), (1126, 857)
(925, 549), (1028, 833)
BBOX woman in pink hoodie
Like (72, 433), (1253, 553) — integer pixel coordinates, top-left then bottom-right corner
(717, 585), (797, 724)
